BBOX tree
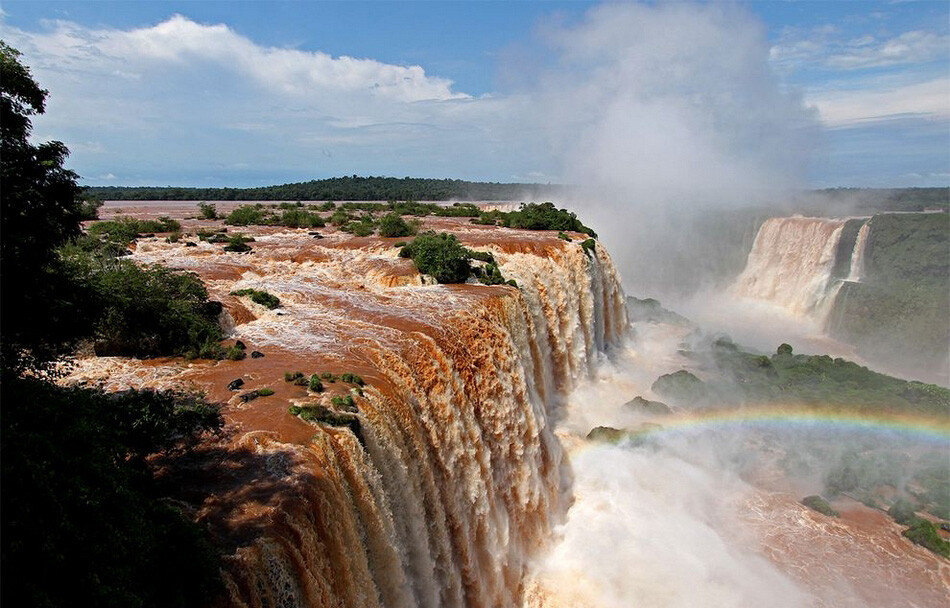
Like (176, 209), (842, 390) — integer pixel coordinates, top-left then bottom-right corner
(1, 41), (87, 369)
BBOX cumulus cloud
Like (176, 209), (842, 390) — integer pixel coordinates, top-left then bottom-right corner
(0, 14), (544, 184)
(9, 14), (467, 102)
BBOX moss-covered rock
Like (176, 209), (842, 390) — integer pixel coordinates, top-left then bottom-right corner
(623, 396), (672, 416)
(651, 370), (705, 403)
(802, 495), (839, 517)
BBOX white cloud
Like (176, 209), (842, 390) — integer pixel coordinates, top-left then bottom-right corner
(9, 15), (467, 103)
(771, 27), (949, 71)
(808, 77), (950, 126)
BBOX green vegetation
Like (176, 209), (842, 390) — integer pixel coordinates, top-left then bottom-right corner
(399, 231), (517, 286)
(888, 498), (918, 525)
(225, 344), (246, 361)
(669, 339), (950, 416)
(341, 372), (365, 386)
(903, 518), (950, 558)
(197, 202), (218, 220)
(558, 231), (572, 241)
(87, 177), (563, 202)
(586, 426), (627, 443)
(225, 204), (326, 228)
(651, 370), (705, 403)
(88, 215), (182, 246)
(625, 296), (692, 326)
(580, 238), (597, 256)
(256, 388), (275, 397)
(399, 231), (473, 283)
(801, 495), (839, 517)
(222, 233), (253, 253)
(59, 250), (226, 359)
(472, 202), (597, 237)
(331, 394), (358, 412)
(623, 396), (672, 416)
(1, 44), (224, 604)
(827, 213), (949, 375)
(230, 288), (281, 309)
(288, 405), (361, 436)
(285, 371), (305, 382)
(378, 212), (416, 238)
(308, 374), (324, 393)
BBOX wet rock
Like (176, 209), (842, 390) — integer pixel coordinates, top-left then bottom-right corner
(586, 426), (626, 443)
(250, 350), (264, 358)
(239, 390), (260, 403)
(309, 231), (323, 239)
(227, 378), (244, 391)
(623, 395), (671, 416)
(185, 241), (197, 247)
(234, 340), (246, 350)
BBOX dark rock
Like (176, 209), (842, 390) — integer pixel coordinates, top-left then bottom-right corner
(651, 370), (705, 403)
(185, 241), (197, 247)
(586, 426), (626, 443)
(309, 231), (323, 239)
(239, 390), (260, 403)
(623, 396), (672, 416)
(250, 350), (264, 358)
(234, 340), (246, 350)
(227, 378), (244, 391)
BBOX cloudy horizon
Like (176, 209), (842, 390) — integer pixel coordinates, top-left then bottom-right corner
(1, 1), (947, 189)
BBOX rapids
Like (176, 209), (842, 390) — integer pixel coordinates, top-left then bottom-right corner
(67, 205), (627, 608)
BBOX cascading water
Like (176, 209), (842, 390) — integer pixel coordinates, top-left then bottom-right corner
(730, 216), (849, 322)
(845, 221), (870, 283)
(67, 221), (628, 608)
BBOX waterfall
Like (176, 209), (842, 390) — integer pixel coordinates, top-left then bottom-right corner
(846, 221), (870, 282)
(731, 216), (848, 320)
(209, 238), (629, 608)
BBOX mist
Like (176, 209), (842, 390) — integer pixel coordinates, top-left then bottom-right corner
(512, 2), (819, 298)
(525, 319), (949, 608)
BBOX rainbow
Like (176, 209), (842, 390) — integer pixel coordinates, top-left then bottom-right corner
(596, 404), (950, 445)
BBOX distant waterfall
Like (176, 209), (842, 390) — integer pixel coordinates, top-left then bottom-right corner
(731, 216), (848, 320)
(846, 222), (871, 282)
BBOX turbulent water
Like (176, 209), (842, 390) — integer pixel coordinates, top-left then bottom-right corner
(731, 216), (848, 321)
(68, 205), (627, 608)
(65, 204), (948, 608)
(845, 222), (870, 283)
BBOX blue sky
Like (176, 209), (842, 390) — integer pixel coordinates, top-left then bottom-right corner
(1, 1), (947, 190)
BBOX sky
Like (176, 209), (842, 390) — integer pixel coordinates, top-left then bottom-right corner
(1, 0), (947, 189)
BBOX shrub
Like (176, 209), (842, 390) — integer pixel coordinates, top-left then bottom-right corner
(223, 234), (253, 253)
(225, 345), (246, 361)
(558, 231), (572, 241)
(378, 212), (415, 238)
(308, 374), (324, 393)
(225, 205), (266, 226)
(504, 202), (597, 237)
(230, 288), (280, 309)
(581, 238), (596, 257)
(889, 497), (918, 525)
(256, 388), (274, 397)
(320, 372), (337, 382)
(331, 394), (357, 412)
(903, 519), (950, 558)
(400, 232), (472, 284)
(285, 371), (304, 382)
(341, 372), (365, 386)
(72, 260), (224, 359)
(344, 221), (375, 237)
(802, 495), (839, 517)
(197, 202), (218, 220)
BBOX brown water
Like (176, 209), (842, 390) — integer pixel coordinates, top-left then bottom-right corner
(70, 202), (628, 608)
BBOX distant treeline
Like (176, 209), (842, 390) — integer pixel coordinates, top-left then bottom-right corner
(85, 176), (565, 202)
(806, 187), (949, 213)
